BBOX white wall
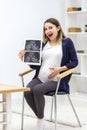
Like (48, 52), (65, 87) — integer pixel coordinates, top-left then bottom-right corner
(0, 0), (65, 86)
(0, 0), (66, 119)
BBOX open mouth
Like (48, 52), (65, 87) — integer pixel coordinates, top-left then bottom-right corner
(48, 33), (53, 38)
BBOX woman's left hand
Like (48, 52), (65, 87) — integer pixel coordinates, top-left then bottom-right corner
(48, 66), (68, 78)
(48, 67), (61, 78)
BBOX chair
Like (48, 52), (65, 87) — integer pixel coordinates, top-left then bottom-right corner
(19, 67), (81, 130)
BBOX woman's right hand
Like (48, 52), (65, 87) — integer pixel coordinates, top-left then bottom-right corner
(18, 49), (26, 61)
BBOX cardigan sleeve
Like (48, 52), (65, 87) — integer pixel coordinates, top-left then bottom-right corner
(66, 38), (78, 69)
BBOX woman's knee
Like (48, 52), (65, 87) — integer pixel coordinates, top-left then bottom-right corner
(24, 90), (32, 99)
(33, 85), (43, 96)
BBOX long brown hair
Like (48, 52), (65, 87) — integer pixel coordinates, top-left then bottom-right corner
(43, 18), (66, 43)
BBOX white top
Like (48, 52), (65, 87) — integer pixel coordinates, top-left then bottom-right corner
(38, 42), (62, 82)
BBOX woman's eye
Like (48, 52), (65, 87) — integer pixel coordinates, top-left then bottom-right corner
(44, 26), (53, 32)
(49, 27), (52, 29)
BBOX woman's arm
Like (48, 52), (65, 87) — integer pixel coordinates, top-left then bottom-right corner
(48, 66), (68, 78)
(65, 38), (78, 68)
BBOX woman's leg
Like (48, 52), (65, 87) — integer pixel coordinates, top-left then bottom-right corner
(25, 80), (57, 130)
(24, 78), (42, 116)
(33, 81), (57, 118)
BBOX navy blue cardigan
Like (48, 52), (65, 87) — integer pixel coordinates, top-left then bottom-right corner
(30, 38), (78, 93)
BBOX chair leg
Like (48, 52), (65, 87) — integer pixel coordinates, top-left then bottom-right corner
(54, 95), (57, 130)
(67, 95), (81, 127)
(21, 93), (25, 130)
(53, 79), (60, 130)
(21, 76), (25, 130)
(50, 95), (57, 130)
(50, 96), (54, 121)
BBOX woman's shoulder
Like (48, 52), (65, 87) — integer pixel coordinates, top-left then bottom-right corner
(62, 37), (74, 45)
(63, 37), (72, 42)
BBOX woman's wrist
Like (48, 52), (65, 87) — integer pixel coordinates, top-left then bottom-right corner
(59, 66), (68, 72)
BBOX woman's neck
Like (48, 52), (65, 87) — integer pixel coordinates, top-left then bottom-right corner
(49, 40), (61, 45)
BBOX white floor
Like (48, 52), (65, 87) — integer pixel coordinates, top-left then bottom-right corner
(11, 112), (87, 130)
(10, 92), (87, 130)
(1, 92), (87, 130)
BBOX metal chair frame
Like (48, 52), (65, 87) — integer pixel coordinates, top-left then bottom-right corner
(19, 67), (81, 130)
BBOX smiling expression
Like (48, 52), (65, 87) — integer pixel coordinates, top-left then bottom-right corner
(44, 22), (60, 43)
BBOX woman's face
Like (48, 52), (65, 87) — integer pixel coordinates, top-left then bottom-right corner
(44, 22), (60, 43)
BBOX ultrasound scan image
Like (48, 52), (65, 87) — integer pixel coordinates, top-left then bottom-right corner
(25, 40), (41, 51)
(24, 52), (40, 63)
